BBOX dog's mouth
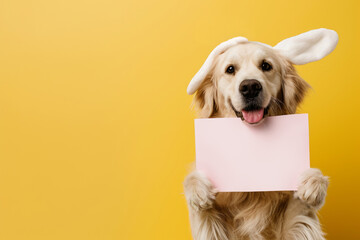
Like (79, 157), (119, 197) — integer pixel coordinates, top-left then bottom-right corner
(230, 101), (270, 124)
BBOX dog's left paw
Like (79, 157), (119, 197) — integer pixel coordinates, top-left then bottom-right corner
(294, 168), (329, 209)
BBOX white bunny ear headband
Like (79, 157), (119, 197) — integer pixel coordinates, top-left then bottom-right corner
(187, 28), (339, 95)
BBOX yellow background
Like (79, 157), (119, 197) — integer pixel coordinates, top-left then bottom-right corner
(0, 0), (359, 239)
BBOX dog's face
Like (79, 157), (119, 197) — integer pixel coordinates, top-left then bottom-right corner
(188, 29), (338, 123)
(194, 42), (309, 123)
(213, 42), (284, 124)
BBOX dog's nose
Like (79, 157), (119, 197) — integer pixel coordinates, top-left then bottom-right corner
(239, 79), (262, 98)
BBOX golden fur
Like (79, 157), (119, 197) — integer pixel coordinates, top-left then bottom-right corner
(184, 42), (329, 240)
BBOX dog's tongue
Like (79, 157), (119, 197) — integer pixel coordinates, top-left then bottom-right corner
(242, 109), (264, 123)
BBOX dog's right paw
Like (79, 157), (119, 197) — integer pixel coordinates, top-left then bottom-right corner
(183, 170), (217, 211)
(294, 168), (329, 209)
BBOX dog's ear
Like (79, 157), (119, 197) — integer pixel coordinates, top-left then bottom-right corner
(187, 37), (248, 95)
(280, 59), (311, 114)
(193, 76), (218, 118)
(274, 28), (338, 65)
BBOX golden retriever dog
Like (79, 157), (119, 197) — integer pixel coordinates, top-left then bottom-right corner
(184, 29), (338, 240)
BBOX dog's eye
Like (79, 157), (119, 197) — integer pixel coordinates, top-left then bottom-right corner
(226, 65), (235, 74)
(261, 61), (272, 71)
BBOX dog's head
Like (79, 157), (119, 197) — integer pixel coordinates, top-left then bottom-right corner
(188, 29), (338, 124)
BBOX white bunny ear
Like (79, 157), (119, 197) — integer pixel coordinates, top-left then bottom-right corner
(187, 37), (248, 95)
(274, 28), (339, 65)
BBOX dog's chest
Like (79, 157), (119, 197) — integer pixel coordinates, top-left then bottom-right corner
(215, 192), (291, 239)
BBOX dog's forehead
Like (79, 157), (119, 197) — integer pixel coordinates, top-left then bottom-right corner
(221, 42), (274, 60)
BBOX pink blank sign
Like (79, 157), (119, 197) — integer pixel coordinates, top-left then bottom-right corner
(195, 114), (310, 192)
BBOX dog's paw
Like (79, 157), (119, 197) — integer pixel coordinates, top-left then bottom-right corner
(294, 168), (329, 209)
(183, 170), (217, 211)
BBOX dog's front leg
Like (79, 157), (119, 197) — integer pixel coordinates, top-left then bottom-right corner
(294, 168), (329, 210)
(183, 170), (228, 240)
